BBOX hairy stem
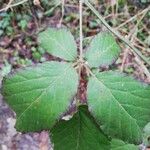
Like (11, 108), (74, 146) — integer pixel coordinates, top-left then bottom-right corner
(79, 0), (83, 61)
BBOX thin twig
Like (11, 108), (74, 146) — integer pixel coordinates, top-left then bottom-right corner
(0, 0), (28, 12)
(5, 0), (14, 11)
(44, 3), (60, 16)
(84, 0), (150, 66)
(79, 0), (83, 61)
(121, 7), (149, 73)
(135, 57), (150, 82)
(116, 6), (150, 29)
(58, 0), (65, 27)
(120, 34), (131, 72)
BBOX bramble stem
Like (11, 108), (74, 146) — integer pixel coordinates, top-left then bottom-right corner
(79, 0), (83, 61)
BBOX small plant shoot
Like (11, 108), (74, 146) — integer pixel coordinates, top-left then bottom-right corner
(2, 27), (150, 150)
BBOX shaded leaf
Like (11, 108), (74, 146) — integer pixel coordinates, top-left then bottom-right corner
(143, 122), (150, 147)
(111, 139), (138, 150)
(87, 71), (150, 144)
(38, 28), (77, 61)
(51, 105), (110, 150)
(2, 62), (78, 132)
(85, 32), (120, 68)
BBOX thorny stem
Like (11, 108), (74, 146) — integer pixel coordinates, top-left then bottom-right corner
(84, 0), (150, 66)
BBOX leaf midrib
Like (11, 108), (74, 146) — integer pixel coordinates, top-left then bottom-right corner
(16, 65), (72, 122)
(95, 42), (116, 55)
(92, 75), (139, 127)
(76, 112), (81, 150)
(47, 34), (75, 60)
(91, 75), (142, 141)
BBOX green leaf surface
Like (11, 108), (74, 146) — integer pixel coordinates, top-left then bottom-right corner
(51, 105), (110, 150)
(85, 32), (120, 68)
(2, 62), (78, 132)
(87, 71), (150, 144)
(38, 28), (77, 61)
(143, 122), (150, 147)
(111, 139), (138, 150)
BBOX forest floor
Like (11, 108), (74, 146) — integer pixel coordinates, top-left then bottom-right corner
(0, 0), (150, 149)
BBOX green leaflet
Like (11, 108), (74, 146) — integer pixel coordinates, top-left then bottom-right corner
(87, 71), (150, 144)
(143, 122), (150, 147)
(38, 28), (77, 61)
(85, 32), (120, 68)
(51, 105), (110, 150)
(2, 62), (78, 132)
(111, 139), (138, 150)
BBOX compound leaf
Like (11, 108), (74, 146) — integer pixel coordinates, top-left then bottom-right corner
(85, 32), (120, 68)
(2, 62), (78, 132)
(111, 139), (138, 150)
(51, 105), (110, 150)
(38, 28), (77, 61)
(87, 71), (150, 144)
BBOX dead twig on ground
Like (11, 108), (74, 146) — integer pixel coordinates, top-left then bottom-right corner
(0, 0), (28, 12)
(116, 6), (150, 29)
(121, 7), (150, 81)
